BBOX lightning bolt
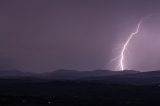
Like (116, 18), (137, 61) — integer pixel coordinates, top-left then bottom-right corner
(120, 18), (144, 71)
(107, 15), (153, 71)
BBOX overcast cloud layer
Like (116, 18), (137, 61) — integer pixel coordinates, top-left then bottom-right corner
(0, 0), (160, 72)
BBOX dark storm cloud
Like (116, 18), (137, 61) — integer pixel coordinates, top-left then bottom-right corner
(0, 0), (160, 72)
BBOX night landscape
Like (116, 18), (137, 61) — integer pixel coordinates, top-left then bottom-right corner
(1, 0), (160, 105)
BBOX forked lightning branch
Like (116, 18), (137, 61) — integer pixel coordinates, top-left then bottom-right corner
(120, 18), (144, 70)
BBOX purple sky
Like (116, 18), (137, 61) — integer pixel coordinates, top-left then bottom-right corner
(0, 0), (160, 72)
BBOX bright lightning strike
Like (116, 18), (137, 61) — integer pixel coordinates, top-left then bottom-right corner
(120, 18), (144, 71)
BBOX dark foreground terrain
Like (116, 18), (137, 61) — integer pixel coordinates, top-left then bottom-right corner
(0, 70), (160, 105)
(0, 79), (160, 106)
